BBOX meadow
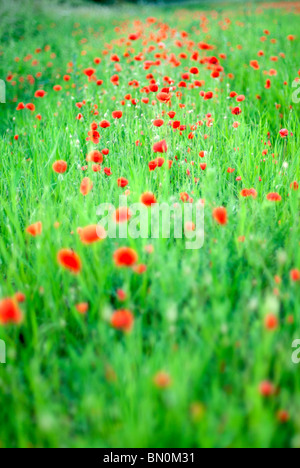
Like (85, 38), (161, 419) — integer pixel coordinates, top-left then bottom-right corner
(0, 0), (299, 448)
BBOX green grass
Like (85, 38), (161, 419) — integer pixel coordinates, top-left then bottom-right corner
(0, 0), (299, 448)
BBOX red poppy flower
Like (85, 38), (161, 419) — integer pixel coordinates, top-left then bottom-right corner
(80, 177), (93, 196)
(0, 298), (23, 325)
(77, 225), (106, 244)
(290, 181), (299, 191)
(149, 83), (158, 92)
(213, 207), (228, 225)
(133, 264), (147, 274)
(104, 167), (112, 176)
(113, 247), (138, 267)
(111, 309), (134, 332)
(112, 110), (123, 119)
(231, 106), (242, 115)
(117, 177), (129, 188)
(167, 111), (176, 118)
(116, 289), (127, 302)
(26, 221), (42, 237)
(155, 157), (165, 167)
(153, 371), (172, 388)
(279, 128), (289, 138)
(250, 60), (260, 70)
(57, 249), (82, 274)
(83, 68), (96, 78)
(185, 221), (196, 232)
(52, 160), (67, 174)
(265, 79), (271, 89)
(264, 313), (278, 330)
(25, 103), (35, 111)
(259, 381), (274, 397)
(86, 150), (103, 163)
(16, 102), (25, 110)
(180, 192), (189, 202)
(153, 139), (167, 153)
(113, 207), (132, 223)
(172, 120), (181, 129)
(290, 269), (300, 282)
(110, 74), (119, 85)
(92, 164), (101, 172)
(156, 91), (171, 103)
(204, 91), (213, 100)
(277, 410), (290, 424)
(14, 292), (26, 303)
(148, 160), (158, 171)
(99, 120), (111, 128)
(240, 188), (257, 199)
(110, 54), (120, 62)
(34, 89), (46, 98)
(153, 119), (164, 127)
(140, 192), (157, 206)
(76, 303), (89, 314)
(266, 192), (282, 202)
(87, 130), (100, 144)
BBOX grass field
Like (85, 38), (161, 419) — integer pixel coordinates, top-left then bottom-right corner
(0, 0), (300, 448)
